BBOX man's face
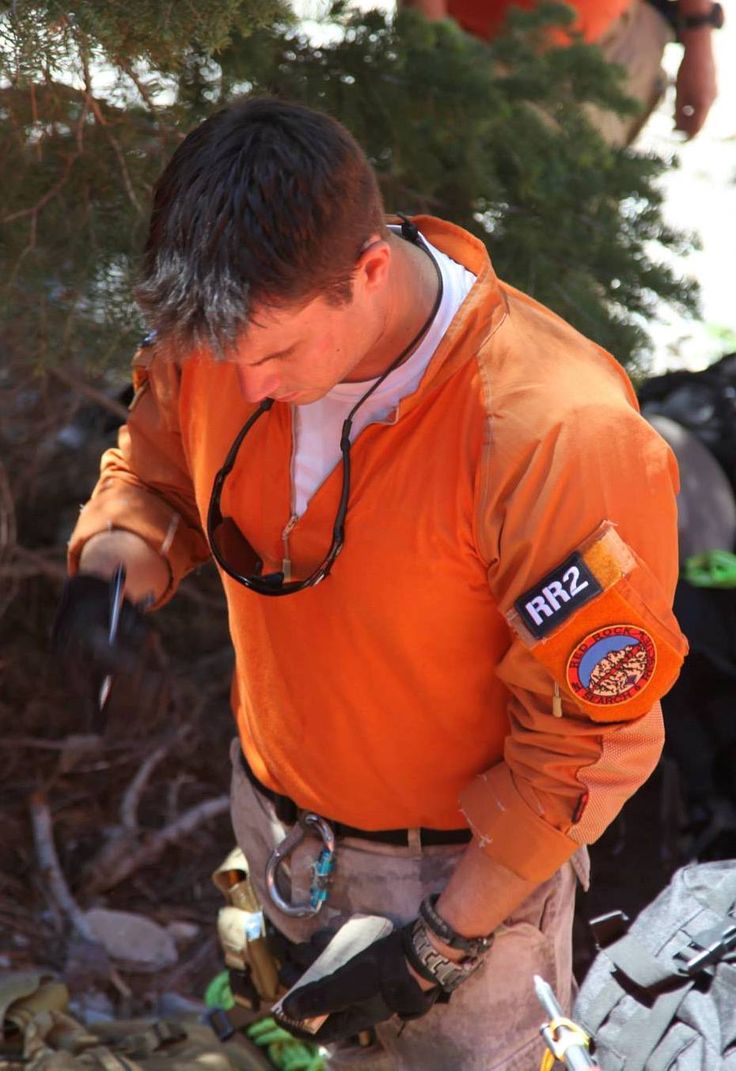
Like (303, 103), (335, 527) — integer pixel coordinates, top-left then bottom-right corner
(232, 237), (392, 406)
(233, 294), (381, 406)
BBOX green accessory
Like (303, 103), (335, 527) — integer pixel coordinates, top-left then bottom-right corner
(683, 550), (736, 589)
(245, 1019), (325, 1071)
(204, 972), (325, 1071)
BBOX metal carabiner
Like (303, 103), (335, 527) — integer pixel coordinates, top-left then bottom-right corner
(265, 812), (337, 918)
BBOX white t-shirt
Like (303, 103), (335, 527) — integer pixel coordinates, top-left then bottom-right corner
(292, 231), (476, 517)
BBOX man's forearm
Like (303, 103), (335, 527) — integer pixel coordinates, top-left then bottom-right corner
(407, 840), (540, 988)
(78, 529), (170, 605)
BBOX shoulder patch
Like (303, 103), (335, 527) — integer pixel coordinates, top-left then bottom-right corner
(515, 552), (602, 639)
(566, 625), (657, 707)
(506, 523), (687, 721)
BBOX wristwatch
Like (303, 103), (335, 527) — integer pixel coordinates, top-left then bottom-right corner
(677, 2), (724, 32)
(403, 918), (484, 993)
(419, 894), (495, 958)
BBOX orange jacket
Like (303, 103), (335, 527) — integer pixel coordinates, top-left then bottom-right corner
(69, 216), (684, 882)
(445, 0), (632, 43)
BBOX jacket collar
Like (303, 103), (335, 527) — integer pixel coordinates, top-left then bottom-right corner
(383, 215), (508, 418)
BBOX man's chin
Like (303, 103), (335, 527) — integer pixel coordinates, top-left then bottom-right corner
(279, 389), (327, 406)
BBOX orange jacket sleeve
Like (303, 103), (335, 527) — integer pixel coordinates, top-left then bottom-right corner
(460, 293), (685, 882)
(67, 346), (210, 604)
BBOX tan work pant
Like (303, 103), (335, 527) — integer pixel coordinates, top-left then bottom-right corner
(229, 740), (589, 1070)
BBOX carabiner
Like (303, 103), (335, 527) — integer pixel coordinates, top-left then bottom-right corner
(265, 812), (337, 918)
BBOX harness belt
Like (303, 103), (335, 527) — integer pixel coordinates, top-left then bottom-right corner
(239, 750), (473, 848)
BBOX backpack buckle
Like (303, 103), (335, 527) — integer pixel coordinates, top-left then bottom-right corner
(589, 910), (630, 950)
(684, 922), (736, 975)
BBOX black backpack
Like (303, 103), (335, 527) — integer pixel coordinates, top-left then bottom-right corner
(639, 354), (736, 496)
(574, 861), (736, 1069)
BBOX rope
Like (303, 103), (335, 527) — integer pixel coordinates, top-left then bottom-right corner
(246, 1019), (325, 1071)
(204, 972), (325, 1071)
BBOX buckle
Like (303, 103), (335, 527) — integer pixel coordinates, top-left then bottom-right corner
(684, 922), (736, 976)
(589, 909), (630, 950)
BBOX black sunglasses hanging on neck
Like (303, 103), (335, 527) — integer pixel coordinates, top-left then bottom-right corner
(206, 216), (443, 596)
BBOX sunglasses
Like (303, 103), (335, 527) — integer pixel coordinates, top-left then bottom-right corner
(207, 398), (352, 595)
(206, 217), (443, 596)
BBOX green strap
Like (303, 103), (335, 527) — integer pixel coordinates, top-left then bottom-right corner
(683, 550), (736, 588)
(204, 974), (325, 1071)
(245, 1020), (324, 1071)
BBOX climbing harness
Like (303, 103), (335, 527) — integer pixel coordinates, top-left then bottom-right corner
(266, 814), (336, 918)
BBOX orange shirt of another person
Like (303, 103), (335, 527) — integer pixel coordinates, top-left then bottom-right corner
(446, 0), (632, 43)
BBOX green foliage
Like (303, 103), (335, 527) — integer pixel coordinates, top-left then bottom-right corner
(0, 0), (699, 374)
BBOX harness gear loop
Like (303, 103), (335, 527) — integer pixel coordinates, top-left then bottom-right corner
(266, 813), (336, 918)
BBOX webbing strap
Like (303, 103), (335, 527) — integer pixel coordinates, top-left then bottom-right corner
(604, 934), (688, 991)
(89, 1048), (145, 1071)
(613, 982), (693, 1071)
(577, 974), (626, 1035)
(578, 965), (693, 1070)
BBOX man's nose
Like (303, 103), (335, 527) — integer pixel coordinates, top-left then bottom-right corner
(236, 365), (277, 403)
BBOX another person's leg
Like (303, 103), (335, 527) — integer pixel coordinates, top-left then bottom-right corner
(591, 0), (675, 146)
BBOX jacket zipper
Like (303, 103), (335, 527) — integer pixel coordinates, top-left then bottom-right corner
(281, 408), (298, 580)
(281, 513), (298, 581)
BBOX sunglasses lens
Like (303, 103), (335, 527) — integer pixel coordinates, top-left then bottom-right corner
(214, 517), (264, 576)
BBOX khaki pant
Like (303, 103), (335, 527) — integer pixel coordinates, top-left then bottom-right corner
(592, 0), (675, 146)
(229, 740), (589, 1070)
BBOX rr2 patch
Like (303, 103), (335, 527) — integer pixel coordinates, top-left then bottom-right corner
(566, 625), (657, 707)
(515, 552), (602, 640)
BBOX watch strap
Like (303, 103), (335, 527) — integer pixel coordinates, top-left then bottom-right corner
(677, 2), (724, 31)
(404, 919), (483, 993)
(419, 894), (495, 958)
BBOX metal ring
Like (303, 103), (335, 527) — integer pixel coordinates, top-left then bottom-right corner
(265, 813), (336, 918)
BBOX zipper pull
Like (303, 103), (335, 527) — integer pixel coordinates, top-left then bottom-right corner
(281, 514), (298, 581)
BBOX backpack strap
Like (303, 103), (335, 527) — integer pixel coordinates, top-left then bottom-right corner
(603, 933), (689, 991)
(613, 984), (695, 1071)
(577, 931), (695, 1070)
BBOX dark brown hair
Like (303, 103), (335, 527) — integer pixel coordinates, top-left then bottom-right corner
(135, 97), (387, 354)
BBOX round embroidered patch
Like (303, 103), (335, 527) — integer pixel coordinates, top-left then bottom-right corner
(566, 625), (657, 706)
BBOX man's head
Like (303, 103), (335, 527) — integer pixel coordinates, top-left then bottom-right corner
(136, 97), (388, 359)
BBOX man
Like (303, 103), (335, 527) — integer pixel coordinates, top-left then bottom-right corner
(54, 98), (687, 1069)
(400, 0), (721, 145)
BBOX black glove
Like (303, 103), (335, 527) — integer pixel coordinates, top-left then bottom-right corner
(277, 925), (438, 1044)
(52, 574), (155, 707)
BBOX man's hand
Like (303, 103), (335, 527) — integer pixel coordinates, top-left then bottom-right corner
(277, 926), (438, 1044)
(674, 32), (718, 138)
(52, 573), (155, 708)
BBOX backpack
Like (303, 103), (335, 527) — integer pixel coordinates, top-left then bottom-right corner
(639, 354), (736, 496)
(574, 861), (736, 1070)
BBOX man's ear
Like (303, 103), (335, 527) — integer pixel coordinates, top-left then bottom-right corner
(355, 238), (391, 295)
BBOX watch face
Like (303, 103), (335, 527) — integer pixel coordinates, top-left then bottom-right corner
(713, 3), (725, 29)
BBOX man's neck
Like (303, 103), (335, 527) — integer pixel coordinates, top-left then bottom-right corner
(343, 231), (440, 383)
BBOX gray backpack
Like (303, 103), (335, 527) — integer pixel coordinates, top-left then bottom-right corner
(574, 861), (736, 1070)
